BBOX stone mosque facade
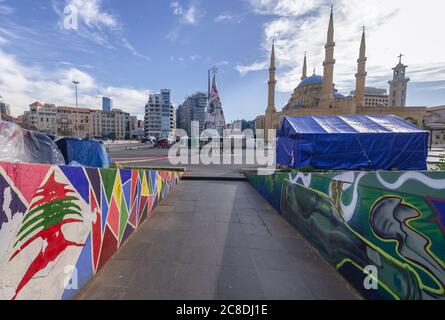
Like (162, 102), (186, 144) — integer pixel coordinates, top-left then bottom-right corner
(261, 7), (426, 140)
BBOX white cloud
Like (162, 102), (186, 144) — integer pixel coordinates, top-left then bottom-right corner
(170, 1), (203, 25)
(248, 0), (322, 16)
(236, 61), (268, 76)
(215, 14), (244, 23)
(216, 60), (229, 66)
(121, 37), (149, 60)
(67, 0), (118, 28)
(167, 1), (204, 42)
(0, 49), (148, 117)
(244, 0), (445, 98)
(51, 0), (148, 59)
(0, 0), (14, 15)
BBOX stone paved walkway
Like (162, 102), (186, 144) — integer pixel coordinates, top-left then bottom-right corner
(77, 180), (360, 300)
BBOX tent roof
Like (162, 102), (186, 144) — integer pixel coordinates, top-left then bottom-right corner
(280, 115), (426, 135)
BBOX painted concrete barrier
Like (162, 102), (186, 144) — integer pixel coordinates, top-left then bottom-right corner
(0, 162), (181, 300)
(247, 171), (445, 300)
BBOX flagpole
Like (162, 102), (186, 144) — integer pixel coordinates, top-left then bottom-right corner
(208, 69), (211, 101)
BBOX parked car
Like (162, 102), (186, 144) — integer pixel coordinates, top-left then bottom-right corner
(154, 138), (173, 148)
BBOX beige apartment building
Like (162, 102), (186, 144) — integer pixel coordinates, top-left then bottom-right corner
(57, 106), (91, 138)
(82, 108), (131, 140)
(24, 102), (58, 134)
(24, 102), (131, 140)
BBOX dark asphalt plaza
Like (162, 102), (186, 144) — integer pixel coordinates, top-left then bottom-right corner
(73, 146), (362, 300)
(78, 180), (359, 300)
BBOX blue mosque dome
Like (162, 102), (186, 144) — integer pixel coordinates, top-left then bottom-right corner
(334, 92), (346, 99)
(292, 102), (303, 108)
(298, 74), (323, 87)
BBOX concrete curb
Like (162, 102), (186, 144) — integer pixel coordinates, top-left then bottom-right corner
(181, 176), (247, 181)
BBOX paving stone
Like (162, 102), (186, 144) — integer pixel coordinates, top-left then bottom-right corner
(241, 223), (270, 236)
(160, 215), (192, 231)
(303, 273), (360, 300)
(92, 260), (140, 288)
(112, 241), (152, 261)
(216, 266), (266, 299)
(80, 285), (126, 300)
(249, 248), (304, 272)
(216, 247), (255, 268)
(155, 205), (176, 213)
(244, 234), (283, 251)
(128, 261), (177, 291)
(238, 214), (265, 226)
(122, 288), (162, 300)
(179, 245), (220, 265)
(192, 209), (216, 222)
(185, 229), (217, 247)
(257, 269), (315, 300)
(169, 264), (220, 294)
(216, 227), (247, 248)
(143, 242), (184, 263)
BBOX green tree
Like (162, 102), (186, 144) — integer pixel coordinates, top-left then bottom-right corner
(436, 154), (445, 171)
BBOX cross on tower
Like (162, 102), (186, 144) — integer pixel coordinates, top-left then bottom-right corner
(211, 66), (218, 76)
(398, 53), (404, 64)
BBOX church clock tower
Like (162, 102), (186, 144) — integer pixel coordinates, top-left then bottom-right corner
(388, 54), (410, 107)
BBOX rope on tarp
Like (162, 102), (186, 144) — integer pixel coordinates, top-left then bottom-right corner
(354, 135), (372, 169)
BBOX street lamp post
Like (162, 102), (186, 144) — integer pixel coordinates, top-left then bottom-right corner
(72, 80), (80, 137)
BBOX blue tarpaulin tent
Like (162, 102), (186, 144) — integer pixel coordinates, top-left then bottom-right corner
(55, 138), (111, 168)
(276, 115), (429, 171)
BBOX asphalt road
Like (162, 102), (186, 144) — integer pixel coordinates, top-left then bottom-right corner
(109, 148), (264, 178)
(109, 146), (445, 176)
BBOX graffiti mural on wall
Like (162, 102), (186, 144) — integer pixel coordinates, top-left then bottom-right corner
(247, 171), (445, 300)
(0, 162), (181, 300)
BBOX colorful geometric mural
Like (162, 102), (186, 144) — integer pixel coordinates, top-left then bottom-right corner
(247, 171), (445, 300)
(0, 162), (181, 300)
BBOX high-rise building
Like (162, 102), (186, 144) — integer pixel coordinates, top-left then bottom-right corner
(176, 92), (208, 136)
(144, 89), (175, 139)
(0, 95), (11, 118)
(102, 97), (113, 112)
(388, 55), (410, 107)
(130, 116), (138, 130)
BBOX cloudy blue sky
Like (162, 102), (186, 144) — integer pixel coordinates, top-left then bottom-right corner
(0, 0), (444, 120)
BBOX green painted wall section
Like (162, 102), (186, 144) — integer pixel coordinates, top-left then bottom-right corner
(247, 171), (445, 300)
